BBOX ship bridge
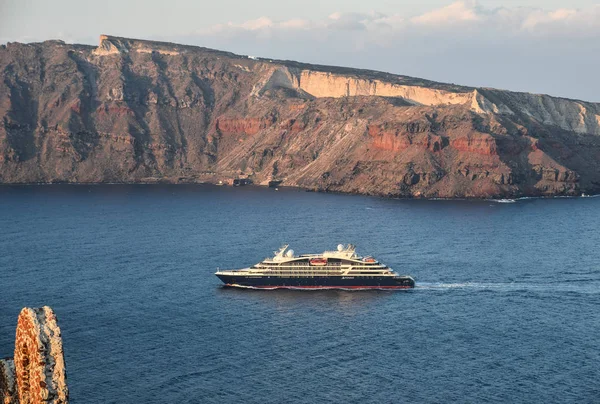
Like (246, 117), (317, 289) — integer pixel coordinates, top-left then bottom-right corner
(269, 244), (359, 263)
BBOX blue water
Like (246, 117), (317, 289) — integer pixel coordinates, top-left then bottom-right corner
(1, 185), (599, 403)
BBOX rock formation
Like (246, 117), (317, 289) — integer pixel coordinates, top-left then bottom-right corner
(1, 35), (599, 198)
(0, 359), (17, 404)
(1, 307), (68, 404)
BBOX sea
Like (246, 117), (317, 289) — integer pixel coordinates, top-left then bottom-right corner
(1, 185), (599, 403)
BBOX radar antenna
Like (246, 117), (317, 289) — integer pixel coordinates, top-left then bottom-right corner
(347, 244), (357, 258)
(274, 244), (289, 258)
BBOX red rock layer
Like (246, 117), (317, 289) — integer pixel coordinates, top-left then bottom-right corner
(368, 124), (446, 153)
(450, 134), (498, 155)
(216, 117), (275, 136)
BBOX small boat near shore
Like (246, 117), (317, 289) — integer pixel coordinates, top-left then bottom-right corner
(215, 244), (415, 290)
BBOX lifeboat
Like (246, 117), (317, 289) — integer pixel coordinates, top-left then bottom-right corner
(309, 258), (328, 266)
(363, 257), (377, 263)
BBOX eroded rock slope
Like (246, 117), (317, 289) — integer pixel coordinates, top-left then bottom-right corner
(1, 35), (599, 198)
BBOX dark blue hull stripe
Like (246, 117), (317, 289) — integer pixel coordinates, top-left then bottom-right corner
(216, 275), (415, 289)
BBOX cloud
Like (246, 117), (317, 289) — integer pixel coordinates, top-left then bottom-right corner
(195, 2), (600, 43)
(280, 19), (311, 30)
(239, 17), (274, 31)
(521, 8), (577, 30)
(326, 12), (369, 31)
(411, 1), (482, 25)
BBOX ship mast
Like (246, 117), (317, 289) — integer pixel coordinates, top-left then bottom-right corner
(273, 244), (289, 259)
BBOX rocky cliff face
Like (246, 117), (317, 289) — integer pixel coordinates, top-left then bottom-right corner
(1, 35), (599, 198)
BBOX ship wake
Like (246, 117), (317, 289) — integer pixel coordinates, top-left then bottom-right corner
(416, 281), (600, 294)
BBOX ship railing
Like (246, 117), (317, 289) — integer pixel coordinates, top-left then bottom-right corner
(262, 269), (392, 274)
(257, 263), (344, 268)
(256, 264), (387, 271)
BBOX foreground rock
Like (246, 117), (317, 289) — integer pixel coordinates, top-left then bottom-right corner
(0, 359), (17, 404)
(1, 35), (599, 198)
(1, 307), (68, 404)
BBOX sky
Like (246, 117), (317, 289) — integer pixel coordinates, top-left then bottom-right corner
(1, 0), (599, 101)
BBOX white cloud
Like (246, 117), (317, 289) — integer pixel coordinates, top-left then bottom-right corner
(239, 17), (274, 31)
(198, 2), (600, 39)
(519, 6), (600, 35)
(279, 19), (311, 30)
(411, 1), (482, 25)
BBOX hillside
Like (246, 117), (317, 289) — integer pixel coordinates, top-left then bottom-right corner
(1, 35), (599, 198)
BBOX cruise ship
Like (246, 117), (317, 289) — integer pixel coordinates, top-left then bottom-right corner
(215, 244), (415, 290)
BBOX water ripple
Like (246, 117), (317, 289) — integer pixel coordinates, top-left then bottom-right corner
(0, 185), (599, 403)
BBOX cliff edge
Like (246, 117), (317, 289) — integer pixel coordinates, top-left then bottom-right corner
(1, 34), (599, 198)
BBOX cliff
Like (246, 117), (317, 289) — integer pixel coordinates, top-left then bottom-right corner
(1, 34), (599, 198)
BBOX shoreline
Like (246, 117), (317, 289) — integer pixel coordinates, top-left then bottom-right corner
(0, 181), (598, 202)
